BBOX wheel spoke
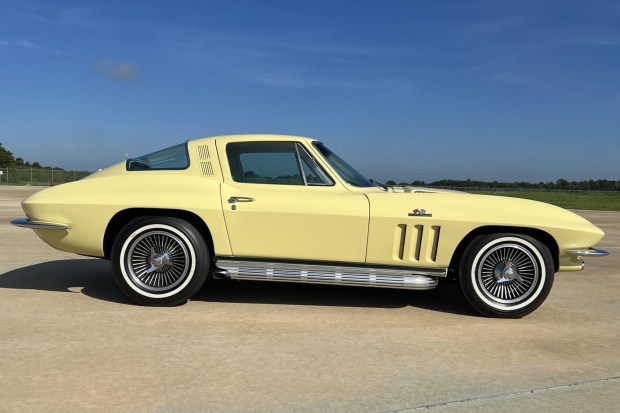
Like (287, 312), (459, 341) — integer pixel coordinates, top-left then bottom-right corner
(476, 242), (540, 305)
(125, 229), (190, 293)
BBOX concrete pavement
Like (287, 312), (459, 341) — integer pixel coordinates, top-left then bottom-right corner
(0, 186), (618, 413)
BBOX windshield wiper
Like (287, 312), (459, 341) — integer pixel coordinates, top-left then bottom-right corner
(369, 179), (388, 191)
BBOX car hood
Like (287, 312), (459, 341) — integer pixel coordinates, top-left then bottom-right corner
(365, 190), (605, 247)
(389, 186), (466, 194)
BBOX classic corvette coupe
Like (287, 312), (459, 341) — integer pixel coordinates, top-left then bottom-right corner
(12, 134), (608, 317)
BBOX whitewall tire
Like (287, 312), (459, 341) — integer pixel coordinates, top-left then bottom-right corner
(458, 234), (554, 318)
(111, 217), (209, 306)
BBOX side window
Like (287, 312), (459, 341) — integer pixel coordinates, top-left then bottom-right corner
(227, 141), (334, 186)
(227, 142), (303, 185)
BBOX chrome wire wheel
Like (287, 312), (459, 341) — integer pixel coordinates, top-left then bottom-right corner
(119, 223), (197, 299)
(125, 230), (191, 293)
(112, 217), (209, 306)
(459, 234), (554, 318)
(477, 243), (539, 305)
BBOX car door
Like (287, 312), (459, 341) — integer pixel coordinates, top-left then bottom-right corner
(216, 139), (369, 264)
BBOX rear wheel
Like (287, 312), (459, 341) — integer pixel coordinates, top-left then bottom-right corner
(459, 234), (554, 318)
(111, 217), (209, 306)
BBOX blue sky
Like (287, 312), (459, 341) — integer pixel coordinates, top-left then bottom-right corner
(1, 0), (619, 182)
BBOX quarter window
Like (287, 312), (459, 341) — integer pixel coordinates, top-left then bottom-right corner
(297, 144), (333, 185)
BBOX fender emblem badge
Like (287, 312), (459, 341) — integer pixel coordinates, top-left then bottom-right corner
(408, 209), (432, 217)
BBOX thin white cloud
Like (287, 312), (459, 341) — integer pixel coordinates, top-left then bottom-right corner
(252, 73), (367, 89)
(574, 35), (620, 46)
(0, 38), (58, 54)
(162, 26), (413, 66)
(93, 58), (141, 82)
(16, 39), (36, 48)
(158, 26), (417, 96)
(285, 43), (408, 57)
(465, 15), (529, 35)
(490, 72), (552, 88)
(247, 68), (412, 98)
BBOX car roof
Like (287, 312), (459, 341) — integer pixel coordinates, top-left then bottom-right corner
(190, 134), (318, 145)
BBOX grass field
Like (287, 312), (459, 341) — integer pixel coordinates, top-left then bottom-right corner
(474, 191), (620, 211)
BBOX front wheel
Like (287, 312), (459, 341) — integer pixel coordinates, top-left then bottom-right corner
(111, 217), (210, 306)
(458, 234), (554, 318)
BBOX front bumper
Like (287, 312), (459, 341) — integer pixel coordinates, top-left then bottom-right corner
(567, 248), (609, 257)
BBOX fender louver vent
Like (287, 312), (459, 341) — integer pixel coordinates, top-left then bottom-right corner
(394, 224), (441, 263)
(197, 145), (210, 159)
(196, 145), (214, 176)
(200, 161), (214, 176)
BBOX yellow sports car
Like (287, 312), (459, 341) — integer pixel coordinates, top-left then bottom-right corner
(12, 134), (608, 317)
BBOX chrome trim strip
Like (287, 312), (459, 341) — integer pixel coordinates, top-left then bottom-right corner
(294, 143), (308, 186)
(10, 218), (71, 230)
(216, 259), (443, 290)
(567, 248), (609, 257)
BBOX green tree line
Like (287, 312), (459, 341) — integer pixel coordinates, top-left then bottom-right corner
(0, 141), (88, 172)
(3, 141), (618, 190)
(385, 178), (620, 191)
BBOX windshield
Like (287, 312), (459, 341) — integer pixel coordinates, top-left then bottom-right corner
(313, 142), (375, 187)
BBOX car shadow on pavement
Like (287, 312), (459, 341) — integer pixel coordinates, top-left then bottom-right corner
(0, 259), (478, 316)
(0, 259), (132, 305)
(198, 277), (477, 316)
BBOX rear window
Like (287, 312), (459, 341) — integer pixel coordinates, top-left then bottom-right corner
(126, 143), (189, 171)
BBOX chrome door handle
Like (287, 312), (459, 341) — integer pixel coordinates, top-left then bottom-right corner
(228, 196), (255, 203)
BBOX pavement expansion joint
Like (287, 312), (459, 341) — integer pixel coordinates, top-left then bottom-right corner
(380, 375), (620, 412)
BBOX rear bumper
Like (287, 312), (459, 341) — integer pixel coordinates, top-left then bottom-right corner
(11, 218), (71, 230)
